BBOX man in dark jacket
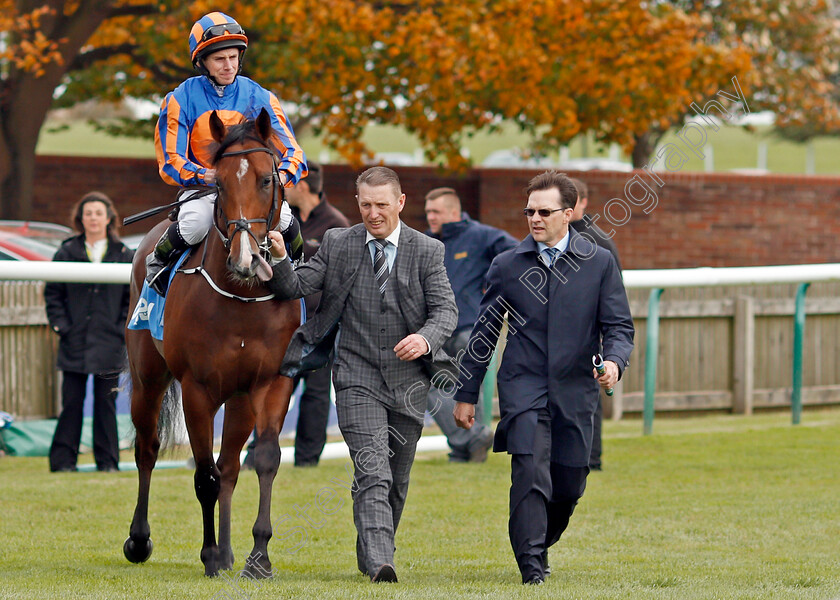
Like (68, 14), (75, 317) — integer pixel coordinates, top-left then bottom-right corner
(570, 178), (623, 471)
(285, 162), (350, 466)
(44, 192), (134, 472)
(424, 187), (517, 462)
(453, 171), (634, 584)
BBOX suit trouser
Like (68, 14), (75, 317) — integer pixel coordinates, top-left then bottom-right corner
(49, 371), (120, 471)
(509, 408), (588, 582)
(426, 328), (489, 460)
(589, 397), (603, 468)
(294, 363), (333, 466)
(336, 388), (423, 575)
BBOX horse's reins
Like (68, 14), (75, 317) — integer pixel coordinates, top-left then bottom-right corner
(178, 145), (282, 303)
(212, 146), (282, 255)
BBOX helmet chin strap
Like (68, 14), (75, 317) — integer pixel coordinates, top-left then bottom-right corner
(194, 50), (245, 84)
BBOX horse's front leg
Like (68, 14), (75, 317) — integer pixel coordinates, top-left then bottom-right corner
(244, 376), (295, 579)
(216, 395), (256, 571)
(124, 332), (171, 565)
(182, 377), (222, 577)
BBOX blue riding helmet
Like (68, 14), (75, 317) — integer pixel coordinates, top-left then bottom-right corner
(188, 12), (248, 73)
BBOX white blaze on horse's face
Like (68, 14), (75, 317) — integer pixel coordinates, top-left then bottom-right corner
(236, 158), (249, 183)
(236, 213), (254, 276)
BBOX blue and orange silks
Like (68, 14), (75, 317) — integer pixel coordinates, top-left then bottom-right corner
(154, 75), (307, 188)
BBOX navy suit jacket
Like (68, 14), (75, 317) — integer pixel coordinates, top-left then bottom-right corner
(454, 228), (634, 466)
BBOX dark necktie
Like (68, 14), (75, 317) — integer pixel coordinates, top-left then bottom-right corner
(542, 247), (559, 267)
(372, 239), (389, 296)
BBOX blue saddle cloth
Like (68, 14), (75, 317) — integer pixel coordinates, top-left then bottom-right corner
(127, 251), (305, 341)
(127, 251), (191, 341)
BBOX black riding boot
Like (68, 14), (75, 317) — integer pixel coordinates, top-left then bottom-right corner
(145, 222), (190, 296)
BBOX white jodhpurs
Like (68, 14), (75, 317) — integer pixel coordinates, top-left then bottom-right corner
(176, 188), (293, 245)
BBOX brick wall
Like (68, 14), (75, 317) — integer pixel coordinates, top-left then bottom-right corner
(33, 156), (840, 269)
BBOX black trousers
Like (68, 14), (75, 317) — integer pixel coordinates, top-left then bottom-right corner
(49, 371), (120, 471)
(589, 397), (603, 469)
(509, 408), (588, 582)
(294, 363), (333, 466)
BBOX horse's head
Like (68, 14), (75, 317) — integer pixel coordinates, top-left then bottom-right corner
(209, 108), (281, 283)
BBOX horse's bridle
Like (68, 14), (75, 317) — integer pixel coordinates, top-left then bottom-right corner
(212, 146), (282, 256)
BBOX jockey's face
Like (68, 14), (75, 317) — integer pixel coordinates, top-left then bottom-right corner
(203, 48), (239, 85)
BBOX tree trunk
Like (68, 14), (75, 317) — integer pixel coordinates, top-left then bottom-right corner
(0, 73), (62, 220)
(631, 132), (655, 169)
(0, 1), (113, 220)
(631, 129), (668, 169)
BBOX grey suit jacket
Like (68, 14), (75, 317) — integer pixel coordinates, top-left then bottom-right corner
(267, 222), (458, 381)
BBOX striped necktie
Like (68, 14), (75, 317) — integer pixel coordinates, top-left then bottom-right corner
(372, 239), (390, 296)
(542, 247), (559, 267)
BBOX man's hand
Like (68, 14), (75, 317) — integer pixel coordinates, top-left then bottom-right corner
(267, 230), (287, 260)
(593, 360), (619, 390)
(453, 402), (475, 430)
(204, 169), (217, 185)
(394, 334), (428, 361)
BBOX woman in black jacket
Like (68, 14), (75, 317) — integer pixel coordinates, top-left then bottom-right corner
(44, 192), (134, 472)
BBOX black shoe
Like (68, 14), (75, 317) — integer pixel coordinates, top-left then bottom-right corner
(371, 564), (398, 583)
(97, 465), (119, 473)
(51, 466), (77, 473)
(145, 223), (189, 296)
(468, 427), (495, 463)
(524, 575), (544, 585)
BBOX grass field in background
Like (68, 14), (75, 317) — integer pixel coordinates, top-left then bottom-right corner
(2, 409), (839, 600)
(35, 119), (840, 175)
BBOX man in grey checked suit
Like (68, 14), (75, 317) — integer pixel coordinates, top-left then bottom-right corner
(266, 166), (458, 583)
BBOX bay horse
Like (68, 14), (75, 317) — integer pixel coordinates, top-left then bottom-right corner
(123, 109), (300, 577)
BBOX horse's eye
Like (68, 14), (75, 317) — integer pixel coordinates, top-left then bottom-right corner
(262, 176), (273, 189)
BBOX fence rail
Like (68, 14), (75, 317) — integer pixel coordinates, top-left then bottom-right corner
(2, 262), (839, 423)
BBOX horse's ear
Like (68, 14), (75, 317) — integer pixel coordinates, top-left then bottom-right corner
(256, 108), (273, 143)
(209, 111), (226, 143)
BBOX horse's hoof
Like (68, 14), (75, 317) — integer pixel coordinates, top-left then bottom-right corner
(243, 554), (272, 580)
(123, 537), (153, 563)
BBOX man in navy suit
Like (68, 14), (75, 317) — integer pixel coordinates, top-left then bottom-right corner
(454, 171), (634, 584)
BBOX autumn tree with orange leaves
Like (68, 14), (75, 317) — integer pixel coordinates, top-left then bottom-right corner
(0, 0), (831, 219)
(668, 0), (840, 143)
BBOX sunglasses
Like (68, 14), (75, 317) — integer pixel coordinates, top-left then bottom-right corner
(202, 23), (245, 42)
(523, 207), (566, 218)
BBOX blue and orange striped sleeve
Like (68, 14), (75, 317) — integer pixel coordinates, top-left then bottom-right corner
(265, 90), (307, 186)
(154, 92), (211, 187)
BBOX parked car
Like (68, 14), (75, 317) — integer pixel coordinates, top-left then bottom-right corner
(0, 221), (73, 261)
(120, 233), (146, 250)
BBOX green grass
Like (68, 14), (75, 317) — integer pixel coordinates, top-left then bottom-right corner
(36, 119), (840, 175)
(2, 409), (840, 599)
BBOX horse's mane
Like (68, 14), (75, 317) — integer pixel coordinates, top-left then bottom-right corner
(212, 118), (281, 165)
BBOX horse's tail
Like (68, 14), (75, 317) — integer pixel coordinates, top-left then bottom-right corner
(157, 381), (183, 453)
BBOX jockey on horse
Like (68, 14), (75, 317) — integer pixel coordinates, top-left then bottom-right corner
(147, 11), (307, 295)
